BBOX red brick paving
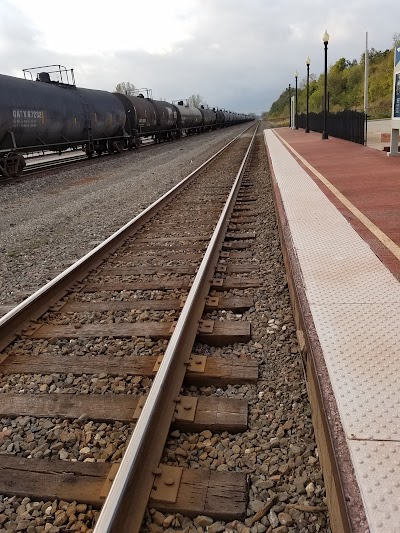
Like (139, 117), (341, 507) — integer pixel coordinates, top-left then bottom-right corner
(274, 128), (400, 279)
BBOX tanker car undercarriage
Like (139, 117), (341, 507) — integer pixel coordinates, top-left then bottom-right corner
(0, 138), (131, 178)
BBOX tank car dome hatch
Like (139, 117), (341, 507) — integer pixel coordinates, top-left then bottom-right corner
(37, 72), (51, 83)
(23, 65), (76, 87)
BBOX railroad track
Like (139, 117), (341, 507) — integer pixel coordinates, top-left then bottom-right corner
(1, 130), (218, 183)
(25, 153), (89, 174)
(0, 123), (262, 531)
(3, 149), (144, 183)
(22, 138), (153, 176)
(0, 153), (92, 184)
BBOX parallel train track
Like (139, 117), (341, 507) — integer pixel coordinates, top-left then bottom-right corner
(0, 141), (154, 183)
(25, 153), (89, 174)
(0, 129), (236, 184)
(0, 123), (262, 532)
(22, 138), (155, 176)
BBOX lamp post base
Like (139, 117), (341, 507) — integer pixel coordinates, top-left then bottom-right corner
(305, 128), (310, 133)
(322, 131), (329, 139)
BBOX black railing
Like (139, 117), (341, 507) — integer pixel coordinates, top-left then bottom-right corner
(297, 110), (365, 145)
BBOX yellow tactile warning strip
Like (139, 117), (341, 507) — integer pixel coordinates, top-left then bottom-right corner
(273, 129), (400, 262)
(265, 129), (400, 532)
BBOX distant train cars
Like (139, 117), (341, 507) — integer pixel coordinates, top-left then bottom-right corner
(0, 66), (252, 177)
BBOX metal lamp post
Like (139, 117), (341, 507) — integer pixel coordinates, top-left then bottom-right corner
(294, 70), (298, 129)
(288, 84), (291, 127)
(322, 30), (329, 139)
(305, 56), (310, 133)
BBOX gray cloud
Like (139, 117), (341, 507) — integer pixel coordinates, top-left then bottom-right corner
(1, 0), (399, 114)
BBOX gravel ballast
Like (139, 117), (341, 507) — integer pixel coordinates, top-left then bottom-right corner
(142, 127), (331, 532)
(0, 124), (331, 533)
(0, 126), (246, 309)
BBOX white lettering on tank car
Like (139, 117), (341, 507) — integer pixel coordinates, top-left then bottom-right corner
(12, 109), (44, 128)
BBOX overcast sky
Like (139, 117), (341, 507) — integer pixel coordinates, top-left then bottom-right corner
(0, 0), (399, 114)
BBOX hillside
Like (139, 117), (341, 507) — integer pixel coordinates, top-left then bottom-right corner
(265, 45), (396, 122)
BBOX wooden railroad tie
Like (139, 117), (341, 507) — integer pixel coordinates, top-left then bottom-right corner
(134, 232), (256, 243)
(0, 394), (248, 433)
(77, 276), (260, 293)
(98, 263), (257, 276)
(134, 235), (214, 243)
(228, 224), (257, 231)
(50, 295), (254, 313)
(0, 456), (248, 520)
(24, 320), (251, 346)
(1, 354), (258, 387)
(123, 240), (253, 252)
(115, 250), (253, 262)
(229, 217), (258, 225)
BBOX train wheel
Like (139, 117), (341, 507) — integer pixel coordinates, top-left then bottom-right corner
(106, 140), (119, 155)
(111, 141), (121, 153)
(1, 153), (26, 178)
(134, 138), (141, 149)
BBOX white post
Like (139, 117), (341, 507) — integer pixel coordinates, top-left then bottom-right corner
(290, 96), (295, 129)
(389, 43), (400, 156)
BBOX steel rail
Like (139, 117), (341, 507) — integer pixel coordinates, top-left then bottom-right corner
(22, 139), (153, 174)
(7, 128), (245, 179)
(94, 124), (259, 533)
(24, 155), (88, 172)
(0, 122), (255, 351)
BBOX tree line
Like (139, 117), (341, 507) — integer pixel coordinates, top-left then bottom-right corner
(265, 34), (400, 121)
(114, 84), (255, 115)
(114, 83), (206, 107)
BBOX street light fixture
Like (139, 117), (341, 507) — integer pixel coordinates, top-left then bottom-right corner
(322, 30), (330, 139)
(294, 70), (298, 129)
(288, 83), (291, 127)
(305, 56), (310, 133)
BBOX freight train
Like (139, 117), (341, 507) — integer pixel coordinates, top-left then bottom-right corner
(0, 65), (251, 178)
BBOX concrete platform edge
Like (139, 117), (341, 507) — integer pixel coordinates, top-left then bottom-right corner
(263, 129), (369, 533)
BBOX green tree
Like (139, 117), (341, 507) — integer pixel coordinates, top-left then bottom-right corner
(187, 94), (206, 107)
(264, 37), (399, 120)
(115, 81), (136, 94)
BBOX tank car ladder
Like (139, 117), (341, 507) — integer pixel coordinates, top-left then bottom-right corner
(81, 100), (94, 154)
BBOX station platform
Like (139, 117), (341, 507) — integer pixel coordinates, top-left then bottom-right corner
(264, 128), (400, 533)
